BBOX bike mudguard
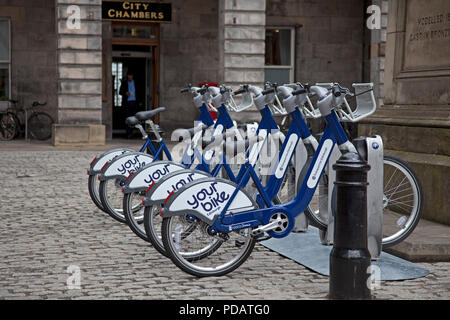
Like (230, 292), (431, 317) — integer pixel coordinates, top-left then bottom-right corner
(88, 148), (135, 175)
(99, 152), (154, 181)
(122, 160), (186, 193)
(162, 177), (258, 225)
(143, 169), (211, 206)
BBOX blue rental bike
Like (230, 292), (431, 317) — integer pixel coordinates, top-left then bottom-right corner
(138, 83), (297, 256)
(159, 83), (374, 277)
(119, 85), (258, 241)
(88, 85), (216, 218)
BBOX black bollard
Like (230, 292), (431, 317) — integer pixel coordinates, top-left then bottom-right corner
(329, 151), (372, 300)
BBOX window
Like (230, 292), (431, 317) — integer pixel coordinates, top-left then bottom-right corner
(264, 27), (295, 85)
(0, 19), (10, 102)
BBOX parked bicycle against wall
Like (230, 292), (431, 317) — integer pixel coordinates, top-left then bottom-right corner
(3, 99), (54, 141)
(0, 109), (17, 141)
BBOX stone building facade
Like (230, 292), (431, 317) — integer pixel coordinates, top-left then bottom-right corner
(0, 0), (448, 225)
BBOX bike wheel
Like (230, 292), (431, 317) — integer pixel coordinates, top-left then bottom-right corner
(303, 174), (328, 230)
(144, 205), (201, 257)
(98, 178), (127, 223)
(88, 174), (107, 212)
(28, 112), (54, 140)
(0, 113), (17, 141)
(382, 154), (423, 248)
(301, 154), (423, 246)
(144, 204), (168, 256)
(162, 215), (255, 277)
(123, 192), (148, 241)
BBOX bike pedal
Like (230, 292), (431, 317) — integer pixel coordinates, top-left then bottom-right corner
(254, 234), (272, 242)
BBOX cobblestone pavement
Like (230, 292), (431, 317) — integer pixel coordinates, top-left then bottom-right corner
(0, 149), (449, 300)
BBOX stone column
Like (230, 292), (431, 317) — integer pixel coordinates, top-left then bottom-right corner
(219, 0), (266, 122)
(359, 0), (450, 225)
(53, 0), (105, 146)
(369, 0), (389, 106)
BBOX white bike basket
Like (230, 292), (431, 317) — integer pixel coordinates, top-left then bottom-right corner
(338, 83), (376, 122)
(308, 82), (377, 122)
(226, 91), (254, 112)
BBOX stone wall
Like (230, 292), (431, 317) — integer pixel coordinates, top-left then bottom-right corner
(0, 0), (57, 117)
(359, 0), (450, 225)
(266, 0), (365, 88)
(158, 0), (220, 132)
(369, 0), (388, 106)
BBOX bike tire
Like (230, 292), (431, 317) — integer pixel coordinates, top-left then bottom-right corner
(0, 112), (18, 141)
(98, 178), (127, 223)
(381, 154), (423, 248)
(162, 216), (256, 277)
(123, 192), (148, 241)
(88, 174), (107, 212)
(28, 112), (54, 140)
(300, 154), (423, 246)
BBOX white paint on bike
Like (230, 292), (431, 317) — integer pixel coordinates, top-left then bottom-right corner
(150, 171), (209, 201)
(248, 129), (267, 166)
(168, 181), (255, 220)
(103, 153), (154, 178)
(128, 162), (185, 189)
(186, 124), (204, 156)
(93, 149), (131, 171)
(274, 133), (298, 179)
(204, 124), (224, 161)
(307, 139), (333, 189)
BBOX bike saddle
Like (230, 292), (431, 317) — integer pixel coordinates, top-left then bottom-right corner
(32, 101), (47, 107)
(125, 116), (139, 127)
(8, 99), (18, 104)
(135, 107), (166, 121)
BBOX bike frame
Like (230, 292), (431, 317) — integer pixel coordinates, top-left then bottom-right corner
(207, 109), (350, 238)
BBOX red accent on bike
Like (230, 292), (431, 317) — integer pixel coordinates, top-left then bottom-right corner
(199, 82), (218, 120)
(160, 208), (163, 217)
(101, 161), (109, 171)
(125, 171), (134, 182)
(89, 156), (97, 167)
(164, 190), (175, 204)
(146, 181), (156, 193)
(142, 198), (146, 206)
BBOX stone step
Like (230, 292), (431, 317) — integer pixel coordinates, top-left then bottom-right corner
(385, 217), (450, 262)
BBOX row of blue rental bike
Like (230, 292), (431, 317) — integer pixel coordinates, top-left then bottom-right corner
(87, 81), (423, 277)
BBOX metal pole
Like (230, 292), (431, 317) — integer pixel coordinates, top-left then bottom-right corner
(329, 151), (372, 300)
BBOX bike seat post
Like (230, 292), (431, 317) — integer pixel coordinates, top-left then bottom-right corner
(135, 123), (148, 140)
(146, 119), (162, 141)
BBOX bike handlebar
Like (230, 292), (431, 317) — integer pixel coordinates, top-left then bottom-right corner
(261, 87), (275, 95)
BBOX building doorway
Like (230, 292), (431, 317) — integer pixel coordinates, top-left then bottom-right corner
(110, 23), (159, 137)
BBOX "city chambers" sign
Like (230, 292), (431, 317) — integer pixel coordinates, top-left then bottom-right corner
(102, 1), (172, 23)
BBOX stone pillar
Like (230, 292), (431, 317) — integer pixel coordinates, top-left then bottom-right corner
(53, 0), (105, 146)
(359, 0), (450, 225)
(369, 0), (389, 106)
(219, 0), (266, 122)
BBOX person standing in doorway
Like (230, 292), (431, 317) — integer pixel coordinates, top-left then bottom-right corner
(119, 71), (138, 138)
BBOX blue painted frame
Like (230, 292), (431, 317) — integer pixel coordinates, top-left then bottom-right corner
(207, 109), (350, 238)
